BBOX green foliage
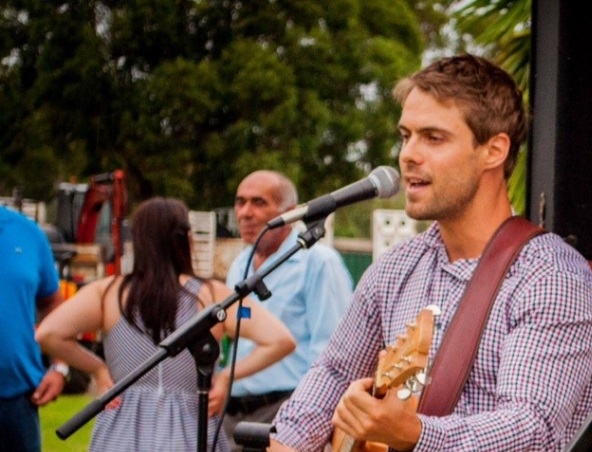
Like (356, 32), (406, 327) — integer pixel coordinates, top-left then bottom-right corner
(1, 0), (437, 212)
(335, 191), (405, 238)
(455, 0), (531, 90)
(454, 0), (531, 214)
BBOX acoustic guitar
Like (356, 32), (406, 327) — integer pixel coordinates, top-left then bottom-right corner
(331, 305), (440, 452)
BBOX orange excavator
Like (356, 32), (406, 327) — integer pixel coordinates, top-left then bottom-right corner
(51, 169), (128, 283)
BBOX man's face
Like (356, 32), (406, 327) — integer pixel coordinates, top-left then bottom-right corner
(234, 173), (285, 245)
(397, 88), (483, 222)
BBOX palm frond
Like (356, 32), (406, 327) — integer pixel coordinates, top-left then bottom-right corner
(454, 0), (532, 214)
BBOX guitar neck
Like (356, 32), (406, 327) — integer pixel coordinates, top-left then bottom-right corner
(334, 434), (360, 452)
(334, 434), (386, 452)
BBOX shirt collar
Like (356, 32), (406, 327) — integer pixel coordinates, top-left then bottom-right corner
(245, 227), (301, 274)
(422, 222), (478, 282)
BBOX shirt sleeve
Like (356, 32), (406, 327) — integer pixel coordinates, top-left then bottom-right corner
(273, 242), (592, 452)
(302, 247), (353, 362)
(272, 266), (381, 451)
(415, 267), (592, 451)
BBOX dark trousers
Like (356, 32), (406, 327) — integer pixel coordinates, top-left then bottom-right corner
(0, 392), (41, 452)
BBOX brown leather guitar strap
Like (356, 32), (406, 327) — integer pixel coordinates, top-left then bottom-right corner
(417, 216), (545, 416)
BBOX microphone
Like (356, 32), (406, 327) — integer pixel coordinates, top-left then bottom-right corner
(267, 166), (400, 229)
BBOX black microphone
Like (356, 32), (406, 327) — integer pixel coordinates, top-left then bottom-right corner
(267, 166), (400, 229)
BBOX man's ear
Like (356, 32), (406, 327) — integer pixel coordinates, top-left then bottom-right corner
(483, 132), (511, 171)
(282, 203), (297, 214)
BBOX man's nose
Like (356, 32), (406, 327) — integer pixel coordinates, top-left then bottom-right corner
(399, 137), (422, 166)
(235, 202), (252, 218)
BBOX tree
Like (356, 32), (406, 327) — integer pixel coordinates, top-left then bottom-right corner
(0, 1), (118, 198)
(1, 0), (452, 215)
(454, 0), (531, 214)
(108, 0), (428, 208)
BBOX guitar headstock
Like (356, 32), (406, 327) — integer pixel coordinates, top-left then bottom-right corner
(373, 305), (440, 398)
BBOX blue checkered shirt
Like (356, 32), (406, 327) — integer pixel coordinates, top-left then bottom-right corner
(272, 222), (592, 451)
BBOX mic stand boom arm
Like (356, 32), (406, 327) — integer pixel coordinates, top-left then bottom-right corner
(55, 221), (327, 442)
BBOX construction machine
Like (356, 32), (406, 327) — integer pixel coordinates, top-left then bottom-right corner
(50, 169), (128, 282)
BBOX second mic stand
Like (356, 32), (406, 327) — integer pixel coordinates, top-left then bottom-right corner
(55, 221), (328, 452)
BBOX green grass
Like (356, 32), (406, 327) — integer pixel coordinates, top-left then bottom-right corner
(40, 394), (95, 452)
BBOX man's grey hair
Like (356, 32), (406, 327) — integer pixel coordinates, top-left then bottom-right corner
(272, 171), (298, 211)
(245, 170), (298, 211)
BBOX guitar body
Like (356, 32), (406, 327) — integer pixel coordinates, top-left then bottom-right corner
(329, 306), (439, 452)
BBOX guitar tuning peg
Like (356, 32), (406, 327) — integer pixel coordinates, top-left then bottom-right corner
(406, 321), (417, 330)
(386, 364), (398, 372)
(397, 387), (412, 400)
(425, 304), (442, 317)
(408, 377), (425, 393)
(415, 371), (428, 386)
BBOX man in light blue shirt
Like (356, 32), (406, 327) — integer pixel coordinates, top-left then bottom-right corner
(222, 170), (353, 452)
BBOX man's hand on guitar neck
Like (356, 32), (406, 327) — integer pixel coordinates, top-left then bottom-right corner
(332, 377), (422, 452)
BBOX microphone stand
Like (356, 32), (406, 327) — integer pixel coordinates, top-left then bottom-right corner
(55, 221), (328, 452)
(190, 331), (220, 452)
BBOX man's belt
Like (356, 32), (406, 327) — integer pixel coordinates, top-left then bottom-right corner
(227, 390), (293, 415)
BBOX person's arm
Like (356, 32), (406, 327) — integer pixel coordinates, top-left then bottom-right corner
(335, 268), (592, 452)
(32, 289), (67, 406)
(35, 278), (115, 398)
(207, 280), (296, 415)
(332, 377), (422, 451)
(270, 271), (383, 451)
(220, 281), (296, 380)
(410, 268), (592, 452)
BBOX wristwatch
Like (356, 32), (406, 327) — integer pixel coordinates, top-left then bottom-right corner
(49, 363), (70, 381)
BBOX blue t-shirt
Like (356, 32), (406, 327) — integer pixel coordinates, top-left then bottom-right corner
(0, 207), (59, 398)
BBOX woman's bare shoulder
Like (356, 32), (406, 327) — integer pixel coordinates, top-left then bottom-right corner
(201, 278), (233, 302)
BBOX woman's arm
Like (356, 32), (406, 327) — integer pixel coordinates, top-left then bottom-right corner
(200, 281), (296, 416)
(201, 279), (296, 416)
(218, 283), (296, 380)
(35, 278), (115, 393)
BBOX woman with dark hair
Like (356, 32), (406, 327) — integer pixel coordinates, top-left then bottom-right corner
(36, 197), (296, 452)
